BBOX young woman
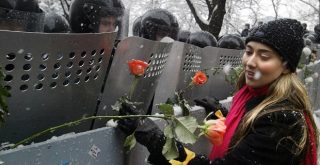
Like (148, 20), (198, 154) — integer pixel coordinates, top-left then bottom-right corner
(118, 18), (319, 165)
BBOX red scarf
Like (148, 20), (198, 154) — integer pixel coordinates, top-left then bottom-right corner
(209, 84), (269, 159)
(303, 112), (318, 165)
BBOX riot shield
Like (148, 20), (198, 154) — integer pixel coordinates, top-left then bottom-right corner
(93, 36), (173, 128)
(0, 31), (117, 143)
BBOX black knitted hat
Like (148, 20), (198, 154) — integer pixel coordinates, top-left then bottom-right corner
(246, 18), (304, 72)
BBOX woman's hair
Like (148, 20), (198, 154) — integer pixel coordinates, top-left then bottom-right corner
(232, 71), (319, 155)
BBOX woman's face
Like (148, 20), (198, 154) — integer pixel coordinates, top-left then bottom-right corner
(242, 41), (289, 88)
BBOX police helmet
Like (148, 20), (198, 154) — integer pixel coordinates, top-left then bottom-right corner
(15, 0), (43, 13)
(132, 16), (142, 36)
(44, 12), (70, 33)
(314, 24), (320, 34)
(140, 9), (179, 40)
(186, 31), (217, 48)
(177, 30), (191, 43)
(0, 0), (44, 32)
(69, 0), (125, 33)
(303, 32), (316, 43)
(218, 34), (245, 50)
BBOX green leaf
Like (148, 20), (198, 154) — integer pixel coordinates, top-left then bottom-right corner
(0, 67), (9, 125)
(158, 104), (174, 116)
(162, 137), (179, 160)
(0, 86), (10, 97)
(174, 116), (198, 144)
(124, 133), (136, 151)
(164, 124), (174, 138)
(0, 98), (8, 113)
(212, 68), (220, 75)
(162, 123), (179, 160)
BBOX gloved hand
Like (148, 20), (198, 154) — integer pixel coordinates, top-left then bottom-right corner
(135, 119), (187, 165)
(194, 97), (228, 119)
(117, 102), (140, 135)
(117, 103), (187, 165)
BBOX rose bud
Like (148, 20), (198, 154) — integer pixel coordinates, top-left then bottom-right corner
(192, 71), (208, 85)
(203, 118), (226, 145)
(127, 59), (149, 76)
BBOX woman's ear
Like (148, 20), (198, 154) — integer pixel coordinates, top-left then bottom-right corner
(282, 68), (290, 74)
(282, 61), (290, 74)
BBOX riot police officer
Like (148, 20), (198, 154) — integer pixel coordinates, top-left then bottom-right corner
(241, 23), (250, 37)
(186, 31), (217, 48)
(44, 12), (70, 33)
(139, 9), (179, 41)
(218, 34), (245, 50)
(132, 16), (142, 36)
(303, 32), (316, 43)
(70, 1), (126, 120)
(69, 0), (125, 85)
(314, 24), (320, 43)
(177, 30), (191, 43)
(302, 23), (310, 35)
(69, 0), (125, 33)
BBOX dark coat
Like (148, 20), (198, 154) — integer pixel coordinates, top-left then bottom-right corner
(188, 96), (306, 165)
(241, 29), (249, 37)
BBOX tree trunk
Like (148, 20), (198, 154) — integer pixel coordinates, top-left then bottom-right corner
(185, 0), (226, 38)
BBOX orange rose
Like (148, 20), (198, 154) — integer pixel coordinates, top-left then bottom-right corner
(192, 71), (208, 85)
(127, 59), (149, 76)
(202, 118), (226, 146)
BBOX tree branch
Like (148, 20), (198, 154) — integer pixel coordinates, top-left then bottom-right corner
(60, 0), (69, 22)
(271, 0), (278, 19)
(185, 0), (207, 28)
(185, 0), (226, 38)
(63, 0), (70, 10)
(298, 0), (319, 12)
(206, 0), (213, 17)
(228, 22), (242, 34)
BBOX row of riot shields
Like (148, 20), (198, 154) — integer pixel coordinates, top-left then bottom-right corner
(0, 30), (240, 164)
(0, 30), (243, 144)
(0, 30), (320, 165)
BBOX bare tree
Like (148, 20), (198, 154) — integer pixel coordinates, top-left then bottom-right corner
(222, 0), (262, 35)
(298, 0), (320, 24)
(271, 0), (281, 19)
(39, 0), (72, 23)
(185, 0), (227, 38)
